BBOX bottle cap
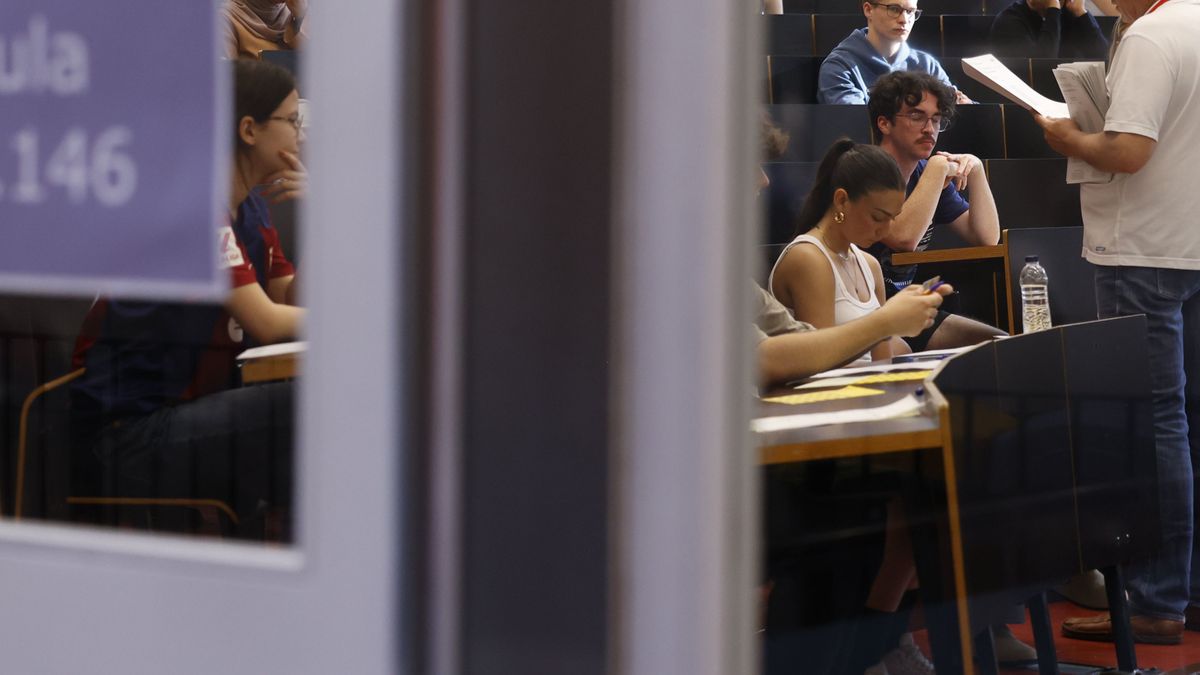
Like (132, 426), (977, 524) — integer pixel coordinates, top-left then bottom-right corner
(1024, 255), (1039, 263)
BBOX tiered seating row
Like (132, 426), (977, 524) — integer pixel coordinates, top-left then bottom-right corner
(768, 55), (1093, 104)
(781, 0), (1001, 15)
(765, 14), (1117, 58)
(766, 103), (1062, 160)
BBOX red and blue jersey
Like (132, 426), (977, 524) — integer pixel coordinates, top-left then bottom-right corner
(71, 192), (295, 426)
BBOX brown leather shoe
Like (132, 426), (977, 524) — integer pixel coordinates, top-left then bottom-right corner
(1061, 612), (1183, 645)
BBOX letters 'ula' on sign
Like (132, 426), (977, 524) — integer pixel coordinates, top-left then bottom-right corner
(0, 0), (228, 300)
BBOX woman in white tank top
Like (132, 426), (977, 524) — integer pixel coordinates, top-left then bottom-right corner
(769, 139), (909, 363)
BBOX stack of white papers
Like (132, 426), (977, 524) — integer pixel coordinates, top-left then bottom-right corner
(1053, 61), (1113, 184)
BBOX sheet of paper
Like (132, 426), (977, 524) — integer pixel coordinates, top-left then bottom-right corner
(852, 371), (932, 384)
(804, 362), (937, 380)
(1053, 62), (1114, 184)
(962, 54), (1070, 118)
(793, 375), (870, 390)
(794, 370), (934, 390)
(751, 395), (926, 433)
(762, 385), (886, 405)
(237, 341), (307, 361)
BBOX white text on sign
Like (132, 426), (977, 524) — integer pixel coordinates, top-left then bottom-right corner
(0, 15), (89, 96)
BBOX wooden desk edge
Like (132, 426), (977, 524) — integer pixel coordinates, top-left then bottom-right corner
(241, 353), (300, 384)
(892, 244), (1006, 266)
(759, 427), (942, 464)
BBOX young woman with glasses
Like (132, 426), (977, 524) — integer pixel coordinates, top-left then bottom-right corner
(70, 60), (308, 541)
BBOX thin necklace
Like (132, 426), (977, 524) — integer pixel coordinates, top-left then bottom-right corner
(814, 228), (852, 261)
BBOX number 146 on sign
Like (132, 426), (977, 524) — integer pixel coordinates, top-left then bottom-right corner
(1, 127), (138, 208)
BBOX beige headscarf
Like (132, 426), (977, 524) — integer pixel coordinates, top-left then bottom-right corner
(223, 0), (306, 44)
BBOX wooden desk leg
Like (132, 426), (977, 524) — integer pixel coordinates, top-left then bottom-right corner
(1102, 565), (1137, 672)
(908, 445), (975, 675)
(1026, 592), (1060, 675)
(974, 627), (999, 675)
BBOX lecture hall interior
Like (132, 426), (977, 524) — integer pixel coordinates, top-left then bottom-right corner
(1, 0), (1199, 673)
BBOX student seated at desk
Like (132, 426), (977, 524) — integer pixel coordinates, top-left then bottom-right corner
(769, 139), (916, 362)
(223, 0), (308, 60)
(866, 71), (1007, 351)
(755, 282), (948, 385)
(69, 60), (307, 541)
(758, 118), (953, 675)
(817, 0), (973, 105)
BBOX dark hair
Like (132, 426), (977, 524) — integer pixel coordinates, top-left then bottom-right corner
(761, 110), (790, 160)
(234, 59), (297, 150)
(867, 71), (956, 141)
(794, 138), (905, 234)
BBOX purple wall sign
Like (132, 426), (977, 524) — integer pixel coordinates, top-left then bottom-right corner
(0, 0), (228, 299)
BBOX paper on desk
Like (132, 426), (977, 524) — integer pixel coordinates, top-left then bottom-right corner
(803, 362), (937, 381)
(962, 54), (1069, 118)
(763, 385), (886, 405)
(853, 371), (932, 384)
(1053, 61), (1114, 185)
(237, 341), (307, 361)
(794, 369), (934, 390)
(751, 395), (926, 433)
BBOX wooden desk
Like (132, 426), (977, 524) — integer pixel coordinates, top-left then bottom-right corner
(238, 341), (305, 384)
(761, 318), (1156, 674)
(756, 373), (976, 673)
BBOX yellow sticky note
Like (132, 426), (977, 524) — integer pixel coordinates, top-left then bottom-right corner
(852, 371), (931, 385)
(762, 385), (886, 405)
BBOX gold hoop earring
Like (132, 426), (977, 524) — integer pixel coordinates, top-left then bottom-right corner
(834, 211), (845, 224)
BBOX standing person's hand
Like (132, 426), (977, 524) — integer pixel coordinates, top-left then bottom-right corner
(955, 89), (975, 105)
(1033, 114), (1082, 157)
(260, 150), (308, 204)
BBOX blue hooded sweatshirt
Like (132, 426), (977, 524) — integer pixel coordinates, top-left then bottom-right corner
(817, 28), (955, 104)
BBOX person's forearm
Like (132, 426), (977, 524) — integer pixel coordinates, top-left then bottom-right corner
(284, 3), (307, 47)
(883, 180), (941, 251)
(758, 314), (888, 384)
(1062, 130), (1154, 173)
(965, 175), (1000, 245)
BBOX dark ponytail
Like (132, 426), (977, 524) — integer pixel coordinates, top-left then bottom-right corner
(794, 138), (905, 235)
(233, 59), (297, 151)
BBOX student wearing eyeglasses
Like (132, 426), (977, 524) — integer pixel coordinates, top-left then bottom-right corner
(817, 0), (973, 104)
(865, 71), (1006, 353)
(69, 60), (307, 541)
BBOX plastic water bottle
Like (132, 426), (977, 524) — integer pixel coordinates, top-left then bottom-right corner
(1020, 255), (1052, 333)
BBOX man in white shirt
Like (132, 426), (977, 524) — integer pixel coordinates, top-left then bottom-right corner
(1038, 0), (1200, 644)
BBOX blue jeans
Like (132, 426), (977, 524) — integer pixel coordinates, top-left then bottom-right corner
(1095, 265), (1200, 620)
(82, 381), (294, 541)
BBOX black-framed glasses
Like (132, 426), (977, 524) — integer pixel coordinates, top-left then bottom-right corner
(868, 2), (923, 19)
(267, 114), (305, 132)
(899, 110), (950, 132)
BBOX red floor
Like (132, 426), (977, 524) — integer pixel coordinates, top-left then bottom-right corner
(914, 599), (1200, 674)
